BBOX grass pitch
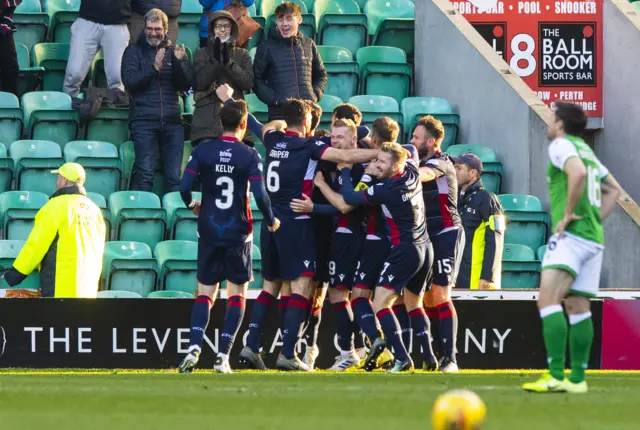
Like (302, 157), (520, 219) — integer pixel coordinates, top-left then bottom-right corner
(0, 369), (638, 429)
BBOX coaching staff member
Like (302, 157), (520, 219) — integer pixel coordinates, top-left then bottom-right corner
(2, 163), (106, 298)
(453, 153), (505, 290)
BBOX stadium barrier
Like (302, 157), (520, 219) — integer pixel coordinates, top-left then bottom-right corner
(0, 299), (602, 370)
(601, 300), (640, 370)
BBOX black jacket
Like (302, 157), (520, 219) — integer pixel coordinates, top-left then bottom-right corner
(131, 0), (182, 18)
(253, 27), (327, 120)
(191, 10), (253, 142)
(121, 33), (193, 123)
(456, 179), (505, 289)
(132, 0), (182, 18)
(79, 0), (131, 25)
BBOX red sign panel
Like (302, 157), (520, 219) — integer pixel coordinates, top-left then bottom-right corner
(454, 1), (603, 116)
(601, 300), (640, 370)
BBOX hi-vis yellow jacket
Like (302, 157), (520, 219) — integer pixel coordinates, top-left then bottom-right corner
(12, 186), (106, 298)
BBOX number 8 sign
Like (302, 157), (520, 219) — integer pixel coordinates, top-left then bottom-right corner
(455, 0), (603, 117)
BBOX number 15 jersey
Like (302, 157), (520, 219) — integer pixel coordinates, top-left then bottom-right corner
(183, 136), (264, 246)
(263, 130), (330, 220)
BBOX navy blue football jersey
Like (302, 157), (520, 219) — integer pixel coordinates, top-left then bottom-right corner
(183, 136), (263, 246)
(361, 160), (428, 245)
(355, 173), (388, 239)
(263, 130), (330, 220)
(331, 163), (365, 235)
(420, 152), (462, 236)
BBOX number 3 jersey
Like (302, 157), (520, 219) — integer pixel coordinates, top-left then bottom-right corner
(183, 136), (264, 246)
(262, 130), (331, 220)
(547, 135), (609, 245)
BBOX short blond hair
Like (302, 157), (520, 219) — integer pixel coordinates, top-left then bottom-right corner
(144, 8), (169, 32)
(332, 118), (357, 136)
(380, 142), (407, 165)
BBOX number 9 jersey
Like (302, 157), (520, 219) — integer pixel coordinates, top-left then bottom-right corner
(183, 136), (264, 246)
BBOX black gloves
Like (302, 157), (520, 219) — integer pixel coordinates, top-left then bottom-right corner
(213, 37), (232, 65)
(213, 37), (221, 63)
(222, 42), (231, 65)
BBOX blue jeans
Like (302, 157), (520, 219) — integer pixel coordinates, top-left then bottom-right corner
(130, 120), (184, 193)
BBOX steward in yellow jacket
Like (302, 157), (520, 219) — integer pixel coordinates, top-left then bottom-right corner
(3, 163), (106, 297)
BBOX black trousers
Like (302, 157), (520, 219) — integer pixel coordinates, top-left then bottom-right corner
(0, 33), (19, 96)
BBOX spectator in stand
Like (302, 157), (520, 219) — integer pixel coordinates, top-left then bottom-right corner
(253, 1), (326, 120)
(191, 10), (253, 145)
(199, 0), (255, 49)
(0, 0), (19, 96)
(129, 0), (181, 44)
(1, 163), (105, 298)
(121, 8), (193, 193)
(62, 0), (131, 98)
(453, 153), (505, 290)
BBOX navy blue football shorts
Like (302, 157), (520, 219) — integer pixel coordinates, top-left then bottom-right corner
(430, 228), (465, 286)
(328, 232), (365, 290)
(197, 239), (252, 286)
(353, 237), (391, 291)
(261, 218), (316, 281)
(379, 241), (434, 295)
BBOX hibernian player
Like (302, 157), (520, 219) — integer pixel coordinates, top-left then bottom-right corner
(523, 102), (621, 394)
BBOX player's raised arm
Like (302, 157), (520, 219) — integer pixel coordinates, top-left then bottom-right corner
(599, 171), (622, 221)
(180, 148), (200, 214)
(313, 171), (356, 214)
(320, 146), (378, 165)
(340, 167), (370, 206)
(418, 157), (446, 182)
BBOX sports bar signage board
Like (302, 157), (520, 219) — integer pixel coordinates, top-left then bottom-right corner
(454, 0), (603, 117)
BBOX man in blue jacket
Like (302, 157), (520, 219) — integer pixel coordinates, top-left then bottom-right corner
(253, 2), (326, 121)
(121, 8), (193, 193)
(198, 0), (255, 48)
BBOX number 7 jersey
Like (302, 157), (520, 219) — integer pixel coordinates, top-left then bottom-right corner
(547, 135), (609, 245)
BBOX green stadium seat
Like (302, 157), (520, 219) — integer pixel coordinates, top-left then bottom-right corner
(0, 92), (24, 147)
(366, 0), (415, 58)
(64, 140), (122, 199)
(348, 95), (404, 140)
(14, 0), (49, 52)
(147, 290), (194, 298)
(401, 97), (460, 150)
(85, 107), (130, 148)
(501, 243), (540, 289)
(0, 191), (48, 240)
(245, 93), (269, 124)
(97, 290), (143, 298)
(634, 2), (640, 12)
(0, 240), (40, 289)
(89, 49), (106, 88)
(109, 191), (167, 250)
(247, 6), (265, 51)
(177, 0), (203, 54)
(0, 142), (14, 193)
(15, 43), (44, 96)
(47, 0), (80, 43)
(162, 191), (201, 241)
(250, 243), (263, 289)
(10, 140), (64, 195)
(21, 91), (79, 147)
(447, 144), (503, 194)
(499, 194), (548, 252)
(537, 245), (547, 262)
(316, 0), (368, 60)
(86, 191), (111, 240)
(102, 241), (157, 297)
(32, 43), (69, 91)
(318, 45), (359, 102)
(318, 94), (343, 130)
(154, 240), (198, 294)
(356, 46), (412, 104)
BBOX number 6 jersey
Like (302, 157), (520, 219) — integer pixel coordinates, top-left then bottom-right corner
(262, 130), (331, 220)
(182, 136), (265, 246)
(547, 135), (609, 245)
